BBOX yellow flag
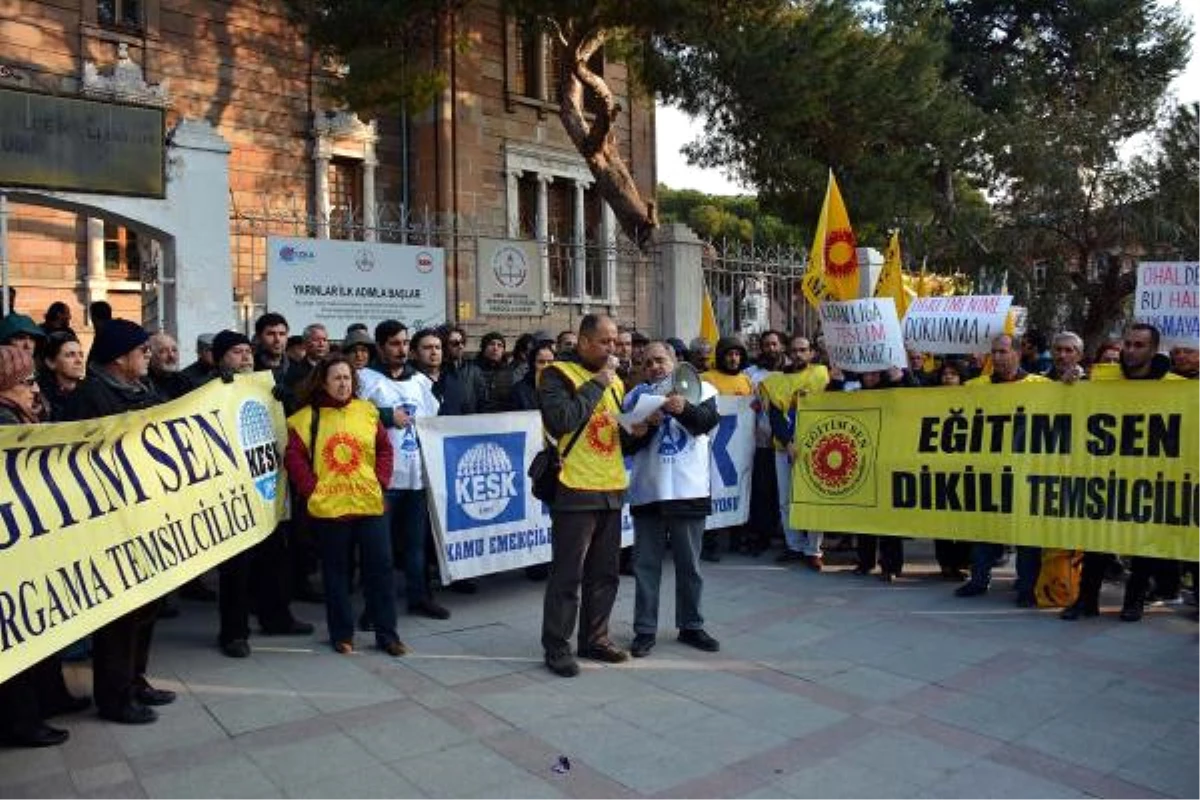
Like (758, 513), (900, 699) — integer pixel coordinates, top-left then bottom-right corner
(916, 257), (931, 298)
(875, 230), (909, 319)
(805, 170), (860, 303)
(700, 285), (719, 347)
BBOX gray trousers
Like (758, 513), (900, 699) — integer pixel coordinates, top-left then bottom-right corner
(541, 509), (622, 655)
(633, 514), (706, 635)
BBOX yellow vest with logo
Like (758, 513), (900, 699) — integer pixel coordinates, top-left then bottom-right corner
(288, 399), (384, 519)
(549, 361), (628, 491)
(760, 365), (830, 450)
(702, 369), (753, 396)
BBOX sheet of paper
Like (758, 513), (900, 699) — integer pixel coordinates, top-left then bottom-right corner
(617, 393), (667, 432)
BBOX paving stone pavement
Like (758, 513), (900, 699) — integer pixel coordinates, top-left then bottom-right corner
(1, 541), (1196, 798)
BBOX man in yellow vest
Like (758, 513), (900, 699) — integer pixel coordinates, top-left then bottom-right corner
(761, 335), (829, 569)
(956, 334), (1050, 605)
(538, 314), (635, 677)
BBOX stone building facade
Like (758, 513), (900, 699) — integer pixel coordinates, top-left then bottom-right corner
(1, 0), (658, 346)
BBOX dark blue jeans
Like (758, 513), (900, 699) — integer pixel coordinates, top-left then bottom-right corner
(969, 543), (1041, 594)
(386, 489), (430, 607)
(315, 515), (399, 648)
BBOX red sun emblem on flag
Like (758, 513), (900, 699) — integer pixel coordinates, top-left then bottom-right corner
(809, 432), (859, 490)
(824, 229), (858, 279)
(586, 415), (619, 455)
(322, 432), (363, 476)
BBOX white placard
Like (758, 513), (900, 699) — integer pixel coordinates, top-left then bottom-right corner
(1134, 261), (1199, 349)
(418, 412), (633, 582)
(819, 298), (906, 372)
(477, 237), (543, 316)
(705, 395), (756, 530)
(901, 295), (1014, 354)
(266, 237), (446, 333)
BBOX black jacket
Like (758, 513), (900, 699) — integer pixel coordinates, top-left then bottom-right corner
(426, 369), (471, 416)
(62, 368), (165, 421)
(476, 355), (517, 413)
(446, 359), (483, 413)
(625, 393), (720, 518)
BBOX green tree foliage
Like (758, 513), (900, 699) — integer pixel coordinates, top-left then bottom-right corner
(657, 185), (807, 247)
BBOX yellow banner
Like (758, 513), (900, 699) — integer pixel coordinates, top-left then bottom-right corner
(0, 374), (287, 683)
(788, 381), (1199, 559)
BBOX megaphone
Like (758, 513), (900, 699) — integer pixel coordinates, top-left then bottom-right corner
(669, 362), (703, 405)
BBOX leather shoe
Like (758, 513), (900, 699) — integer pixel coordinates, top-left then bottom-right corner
(1120, 605), (1144, 622)
(221, 639), (251, 658)
(678, 629), (720, 652)
(1060, 603), (1099, 620)
(409, 599), (451, 620)
(135, 686), (176, 706)
(1014, 592), (1036, 608)
(260, 619), (315, 636)
(803, 555), (824, 572)
(46, 693), (92, 716)
(381, 640), (409, 657)
(630, 633), (656, 658)
(2, 724), (69, 748)
(579, 642), (629, 663)
(99, 703), (157, 725)
(544, 651), (580, 677)
(954, 582), (988, 598)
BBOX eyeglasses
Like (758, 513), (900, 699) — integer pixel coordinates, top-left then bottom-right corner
(448, 339), (465, 347)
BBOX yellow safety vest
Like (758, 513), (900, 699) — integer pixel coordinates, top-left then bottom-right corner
(702, 370), (753, 396)
(548, 361), (628, 491)
(288, 399), (384, 519)
(966, 372), (1050, 386)
(760, 365), (830, 450)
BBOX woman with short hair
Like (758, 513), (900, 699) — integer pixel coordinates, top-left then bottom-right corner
(38, 331), (86, 421)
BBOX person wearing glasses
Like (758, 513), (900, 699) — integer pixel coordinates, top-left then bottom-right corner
(442, 325), (483, 413)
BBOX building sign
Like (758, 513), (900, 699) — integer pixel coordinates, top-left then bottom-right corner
(0, 87), (165, 197)
(266, 237), (447, 332)
(476, 237), (543, 316)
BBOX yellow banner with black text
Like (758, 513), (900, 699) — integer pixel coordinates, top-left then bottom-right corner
(788, 381), (1199, 560)
(0, 374), (288, 683)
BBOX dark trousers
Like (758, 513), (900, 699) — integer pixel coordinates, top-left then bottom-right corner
(289, 497), (320, 593)
(746, 447), (780, 551)
(92, 601), (159, 714)
(314, 516), (399, 647)
(542, 509), (622, 655)
(969, 543), (1041, 594)
(386, 489), (430, 607)
(0, 655), (69, 737)
(1077, 553), (1175, 611)
(935, 540), (972, 572)
(856, 534), (904, 575)
(217, 525), (295, 643)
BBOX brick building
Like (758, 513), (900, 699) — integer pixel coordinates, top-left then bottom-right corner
(0, 0), (658, 347)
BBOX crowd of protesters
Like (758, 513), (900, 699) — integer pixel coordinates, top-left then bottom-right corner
(0, 289), (1196, 745)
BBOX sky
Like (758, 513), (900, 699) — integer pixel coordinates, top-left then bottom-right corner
(656, 1), (1200, 197)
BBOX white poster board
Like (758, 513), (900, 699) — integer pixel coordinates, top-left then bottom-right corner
(266, 237), (446, 333)
(1134, 262), (1199, 349)
(477, 238), (543, 316)
(705, 395), (756, 530)
(901, 295), (1014, 354)
(419, 412), (633, 582)
(819, 298), (906, 372)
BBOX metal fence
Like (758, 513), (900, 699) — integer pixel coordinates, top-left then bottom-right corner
(702, 239), (817, 340)
(228, 194), (655, 337)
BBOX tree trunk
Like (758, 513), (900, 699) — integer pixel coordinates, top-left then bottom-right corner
(555, 31), (658, 251)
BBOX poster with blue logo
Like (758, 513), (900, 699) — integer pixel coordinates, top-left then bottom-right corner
(418, 412), (634, 581)
(705, 396), (756, 530)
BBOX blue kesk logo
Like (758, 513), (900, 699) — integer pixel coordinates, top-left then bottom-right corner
(398, 403), (419, 453)
(444, 433), (525, 532)
(237, 400), (280, 501)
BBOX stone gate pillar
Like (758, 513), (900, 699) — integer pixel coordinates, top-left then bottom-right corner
(654, 222), (704, 341)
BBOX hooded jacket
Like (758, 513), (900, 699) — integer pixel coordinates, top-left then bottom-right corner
(703, 336), (753, 395)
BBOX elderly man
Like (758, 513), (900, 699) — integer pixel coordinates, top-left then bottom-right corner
(62, 320), (173, 724)
(180, 333), (215, 387)
(147, 331), (192, 400)
(957, 334), (1050, 605)
(687, 337), (713, 372)
(625, 342), (721, 657)
(538, 314), (633, 677)
(1045, 331), (1086, 381)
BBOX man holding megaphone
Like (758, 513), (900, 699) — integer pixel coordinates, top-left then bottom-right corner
(623, 341), (722, 658)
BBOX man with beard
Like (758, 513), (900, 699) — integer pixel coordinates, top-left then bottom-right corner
(358, 322), (451, 620)
(147, 331), (192, 400)
(742, 329), (786, 556)
(63, 320), (174, 724)
(698, 336), (753, 559)
(475, 331), (516, 412)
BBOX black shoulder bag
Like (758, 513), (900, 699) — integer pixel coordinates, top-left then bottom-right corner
(528, 418), (588, 505)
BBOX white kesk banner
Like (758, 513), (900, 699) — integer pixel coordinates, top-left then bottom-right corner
(418, 412), (632, 582)
(705, 396), (756, 530)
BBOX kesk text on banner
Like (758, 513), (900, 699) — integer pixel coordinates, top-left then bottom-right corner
(787, 381), (1198, 559)
(0, 374), (288, 683)
(819, 298), (907, 372)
